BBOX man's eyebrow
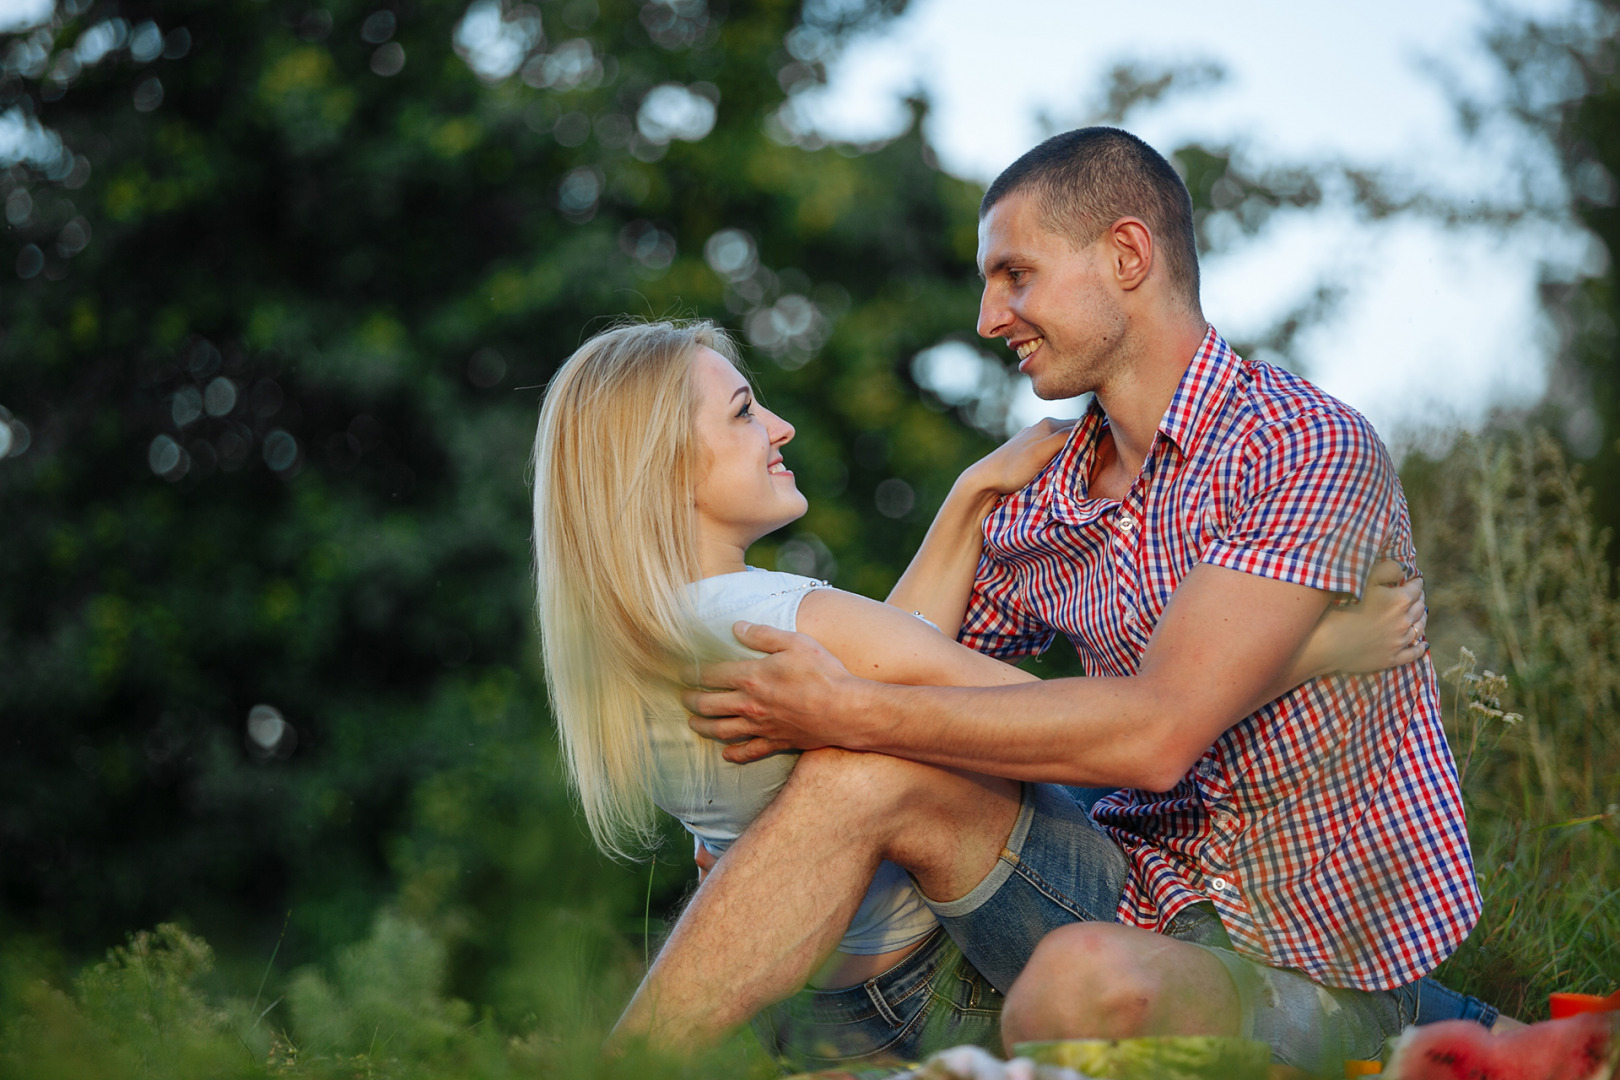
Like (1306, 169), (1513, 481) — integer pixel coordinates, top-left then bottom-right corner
(981, 253), (1030, 280)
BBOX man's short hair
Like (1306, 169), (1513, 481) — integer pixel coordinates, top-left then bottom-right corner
(981, 127), (1201, 312)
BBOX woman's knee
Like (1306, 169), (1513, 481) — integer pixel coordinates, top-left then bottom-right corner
(1001, 923), (1164, 1045)
(785, 748), (921, 824)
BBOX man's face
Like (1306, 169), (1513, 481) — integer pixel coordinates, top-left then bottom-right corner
(976, 190), (1128, 400)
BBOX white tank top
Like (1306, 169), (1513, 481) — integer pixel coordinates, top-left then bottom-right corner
(644, 568), (939, 956)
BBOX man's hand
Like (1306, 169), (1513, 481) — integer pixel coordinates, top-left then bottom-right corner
(683, 621), (861, 764)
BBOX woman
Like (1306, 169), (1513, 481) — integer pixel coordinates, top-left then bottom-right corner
(530, 319), (1427, 1067)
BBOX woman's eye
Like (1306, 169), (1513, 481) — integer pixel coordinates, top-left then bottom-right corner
(736, 402), (754, 419)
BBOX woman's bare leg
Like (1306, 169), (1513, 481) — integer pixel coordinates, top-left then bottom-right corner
(612, 747), (1021, 1052)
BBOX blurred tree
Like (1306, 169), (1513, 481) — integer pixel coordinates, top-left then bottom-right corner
(0, 0), (1019, 1004)
(1468, 0), (1620, 540)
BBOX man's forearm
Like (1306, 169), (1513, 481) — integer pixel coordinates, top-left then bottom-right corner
(835, 675), (1188, 791)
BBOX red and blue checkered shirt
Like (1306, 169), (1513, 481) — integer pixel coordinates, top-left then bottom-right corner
(959, 327), (1481, 990)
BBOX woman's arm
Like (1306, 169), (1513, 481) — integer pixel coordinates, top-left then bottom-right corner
(887, 418), (1075, 636)
(799, 587), (1040, 691)
(1261, 560), (1427, 701)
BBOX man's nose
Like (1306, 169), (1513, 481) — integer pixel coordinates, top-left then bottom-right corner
(977, 285), (1010, 340)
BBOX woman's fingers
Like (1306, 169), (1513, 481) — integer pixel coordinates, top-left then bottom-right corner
(1367, 558), (1406, 589)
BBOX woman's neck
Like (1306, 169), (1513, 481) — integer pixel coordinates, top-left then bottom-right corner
(695, 531), (749, 580)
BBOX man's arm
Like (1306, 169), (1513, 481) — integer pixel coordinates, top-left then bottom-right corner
(687, 562), (1330, 792)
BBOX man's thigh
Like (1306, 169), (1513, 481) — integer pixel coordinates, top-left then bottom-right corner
(920, 782), (1132, 992)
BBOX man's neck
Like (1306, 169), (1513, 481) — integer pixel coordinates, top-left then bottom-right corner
(1091, 314), (1210, 494)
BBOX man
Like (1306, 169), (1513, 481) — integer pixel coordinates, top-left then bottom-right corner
(618, 128), (1491, 1075)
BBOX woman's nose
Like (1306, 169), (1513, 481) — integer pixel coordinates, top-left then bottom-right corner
(765, 408), (794, 445)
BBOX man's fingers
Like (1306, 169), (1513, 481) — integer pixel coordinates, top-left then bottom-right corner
(680, 623), (806, 689)
(682, 687), (740, 716)
(682, 659), (754, 693)
(721, 738), (789, 765)
(730, 620), (802, 654)
(687, 712), (759, 742)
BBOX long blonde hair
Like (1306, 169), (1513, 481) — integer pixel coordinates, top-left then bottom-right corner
(532, 319), (740, 859)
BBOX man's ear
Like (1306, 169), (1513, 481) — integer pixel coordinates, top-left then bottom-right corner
(1108, 217), (1154, 292)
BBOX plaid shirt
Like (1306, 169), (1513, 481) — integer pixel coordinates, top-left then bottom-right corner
(959, 327), (1480, 990)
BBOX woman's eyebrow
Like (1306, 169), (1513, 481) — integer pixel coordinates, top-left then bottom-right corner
(730, 387), (749, 402)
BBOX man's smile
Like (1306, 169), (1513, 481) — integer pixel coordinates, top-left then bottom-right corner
(1014, 336), (1045, 366)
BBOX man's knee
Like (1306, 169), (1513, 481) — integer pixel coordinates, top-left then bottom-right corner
(1001, 923), (1164, 1046)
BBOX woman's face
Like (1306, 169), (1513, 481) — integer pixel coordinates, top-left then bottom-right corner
(690, 346), (808, 552)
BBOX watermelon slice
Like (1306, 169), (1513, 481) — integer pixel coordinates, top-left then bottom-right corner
(1013, 1036), (1271, 1080)
(1385, 1013), (1620, 1080)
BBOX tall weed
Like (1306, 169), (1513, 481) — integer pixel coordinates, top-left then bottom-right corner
(1405, 426), (1620, 1016)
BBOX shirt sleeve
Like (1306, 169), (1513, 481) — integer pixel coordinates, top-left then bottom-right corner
(958, 547), (1056, 660)
(1200, 407), (1400, 599)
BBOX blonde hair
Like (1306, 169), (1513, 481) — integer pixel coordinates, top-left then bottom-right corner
(531, 319), (741, 859)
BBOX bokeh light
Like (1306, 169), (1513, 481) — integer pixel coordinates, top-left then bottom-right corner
(245, 704), (297, 760)
(636, 82), (718, 144)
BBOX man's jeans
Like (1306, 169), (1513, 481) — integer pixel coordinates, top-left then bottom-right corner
(923, 783), (1498, 1077)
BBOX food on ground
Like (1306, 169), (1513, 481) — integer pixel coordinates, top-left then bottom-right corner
(1384, 1013), (1619, 1080)
(1014, 1036), (1271, 1080)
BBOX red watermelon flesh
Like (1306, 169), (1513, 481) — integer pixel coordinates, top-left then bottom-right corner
(1386, 1014), (1620, 1080)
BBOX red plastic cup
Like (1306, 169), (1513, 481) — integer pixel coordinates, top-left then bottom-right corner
(1549, 990), (1620, 1019)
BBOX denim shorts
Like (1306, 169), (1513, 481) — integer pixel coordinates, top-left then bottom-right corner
(751, 926), (1003, 1071)
(922, 782), (1499, 1075)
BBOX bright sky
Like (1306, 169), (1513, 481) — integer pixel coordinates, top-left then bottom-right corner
(2, 0), (1594, 444)
(797, 0), (1594, 445)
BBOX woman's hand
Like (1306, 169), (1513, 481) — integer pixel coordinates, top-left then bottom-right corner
(957, 417), (1077, 498)
(1310, 560), (1428, 675)
(694, 835), (717, 884)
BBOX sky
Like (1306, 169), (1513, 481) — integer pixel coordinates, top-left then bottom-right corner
(1, 0), (1597, 444)
(794, 0), (1595, 444)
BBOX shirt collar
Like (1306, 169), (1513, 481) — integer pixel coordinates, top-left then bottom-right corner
(1156, 326), (1241, 457)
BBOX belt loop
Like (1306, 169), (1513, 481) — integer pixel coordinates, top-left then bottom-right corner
(864, 977), (904, 1027)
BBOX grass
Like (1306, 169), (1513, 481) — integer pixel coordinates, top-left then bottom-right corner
(1, 424), (1616, 1079)
(1407, 426), (1620, 1018)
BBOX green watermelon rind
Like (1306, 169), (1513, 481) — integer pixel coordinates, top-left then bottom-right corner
(1013, 1035), (1272, 1080)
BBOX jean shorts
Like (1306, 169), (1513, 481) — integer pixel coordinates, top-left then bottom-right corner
(751, 926), (1003, 1071)
(921, 783), (1499, 1075)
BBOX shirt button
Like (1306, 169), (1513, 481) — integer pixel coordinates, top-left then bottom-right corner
(1118, 517), (1135, 532)
(1211, 877), (1229, 892)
